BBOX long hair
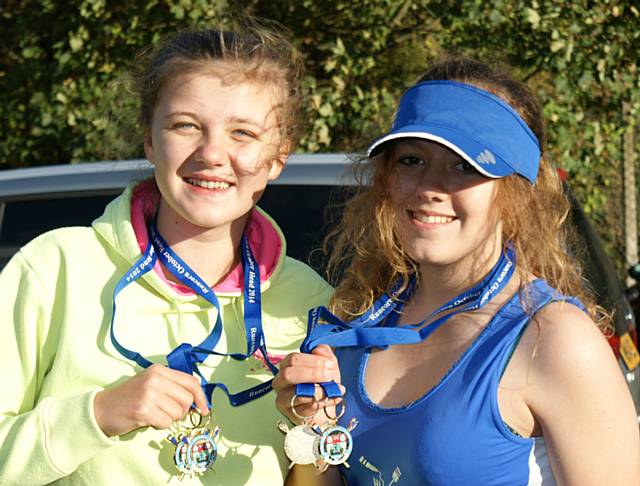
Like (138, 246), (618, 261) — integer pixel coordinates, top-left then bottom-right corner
(326, 56), (608, 330)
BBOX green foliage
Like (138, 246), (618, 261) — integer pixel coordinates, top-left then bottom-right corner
(1, 0), (638, 273)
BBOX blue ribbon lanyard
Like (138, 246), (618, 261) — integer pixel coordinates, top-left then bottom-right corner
(296, 246), (516, 396)
(110, 223), (278, 407)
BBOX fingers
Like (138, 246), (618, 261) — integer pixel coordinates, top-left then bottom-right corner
(311, 344), (337, 361)
(273, 349), (345, 425)
(275, 350), (339, 387)
(157, 366), (210, 416)
(94, 364), (210, 437)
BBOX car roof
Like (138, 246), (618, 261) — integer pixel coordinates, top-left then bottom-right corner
(0, 154), (358, 201)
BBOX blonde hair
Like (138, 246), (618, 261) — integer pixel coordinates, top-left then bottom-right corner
(133, 18), (304, 157)
(326, 56), (609, 331)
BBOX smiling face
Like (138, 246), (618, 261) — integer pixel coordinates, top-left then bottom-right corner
(144, 71), (286, 237)
(388, 139), (502, 273)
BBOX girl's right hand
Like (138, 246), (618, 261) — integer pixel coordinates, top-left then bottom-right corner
(93, 364), (209, 437)
(272, 345), (343, 425)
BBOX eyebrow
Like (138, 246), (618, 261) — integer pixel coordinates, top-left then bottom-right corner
(164, 111), (197, 119)
(228, 116), (268, 130)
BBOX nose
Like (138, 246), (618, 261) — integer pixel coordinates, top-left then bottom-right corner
(413, 164), (447, 202)
(195, 129), (229, 167)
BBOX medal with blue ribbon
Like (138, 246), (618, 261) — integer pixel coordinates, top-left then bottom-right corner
(110, 223), (278, 477)
(291, 245), (516, 471)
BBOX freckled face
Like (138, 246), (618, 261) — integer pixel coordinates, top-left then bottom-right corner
(144, 72), (286, 234)
(388, 139), (502, 269)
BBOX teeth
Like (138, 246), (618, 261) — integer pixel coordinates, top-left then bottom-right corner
(412, 212), (454, 224)
(186, 177), (230, 190)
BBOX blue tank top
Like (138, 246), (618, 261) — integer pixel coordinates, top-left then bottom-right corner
(336, 279), (583, 485)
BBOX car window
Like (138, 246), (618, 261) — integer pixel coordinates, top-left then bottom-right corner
(0, 194), (118, 268)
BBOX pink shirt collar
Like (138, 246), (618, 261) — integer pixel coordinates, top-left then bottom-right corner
(130, 179), (282, 294)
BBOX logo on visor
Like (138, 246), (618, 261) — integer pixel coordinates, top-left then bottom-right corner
(476, 150), (496, 165)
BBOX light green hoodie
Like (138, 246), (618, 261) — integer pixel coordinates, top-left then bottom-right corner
(0, 183), (332, 485)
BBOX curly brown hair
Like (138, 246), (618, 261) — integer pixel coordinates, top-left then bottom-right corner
(326, 56), (608, 331)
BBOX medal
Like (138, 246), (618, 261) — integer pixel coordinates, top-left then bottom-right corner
(318, 418), (358, 467)
(167, 410), (220, 480)
(277, 392), (324, 469)
(317, 400), (357, 469)
(278, 385), (357, 471)
(277, 421), (322, 467)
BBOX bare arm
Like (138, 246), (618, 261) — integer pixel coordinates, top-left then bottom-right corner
(285, 465), (344, 486)
(525, 303), (640, 485)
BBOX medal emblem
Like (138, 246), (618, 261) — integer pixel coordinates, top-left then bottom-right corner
(319, 423), (354, 465)
(318, 402), (358, 469)
(167, 410), (220, 480)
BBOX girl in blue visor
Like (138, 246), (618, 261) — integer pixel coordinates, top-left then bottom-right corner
(274, 57), (640, 485)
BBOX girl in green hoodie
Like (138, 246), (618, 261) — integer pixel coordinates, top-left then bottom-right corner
(0, 20), (331, 485)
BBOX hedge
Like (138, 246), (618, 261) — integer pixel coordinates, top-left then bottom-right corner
(1, 0), (638, 274)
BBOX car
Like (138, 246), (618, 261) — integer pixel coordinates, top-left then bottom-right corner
(1, 155), (639, 420)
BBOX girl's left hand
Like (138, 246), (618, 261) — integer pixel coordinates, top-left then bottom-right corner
(272, 345), (343, 425)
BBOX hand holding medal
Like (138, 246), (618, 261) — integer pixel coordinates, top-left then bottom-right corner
(101, 227), (280, 480)
(273, 345), (357, 472)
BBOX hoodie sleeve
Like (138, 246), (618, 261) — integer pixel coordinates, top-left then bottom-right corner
(0, 251), (117, 484)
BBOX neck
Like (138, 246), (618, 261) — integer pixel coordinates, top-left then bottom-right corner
(155, 204), (250, 287)
(412, 237), (504, 318)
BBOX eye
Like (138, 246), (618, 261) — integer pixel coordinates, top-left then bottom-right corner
(233, 128), (258, 139)
(455, 160), (478, 174)
(397, 154), (424, 167)
(171, 121), (197, 131)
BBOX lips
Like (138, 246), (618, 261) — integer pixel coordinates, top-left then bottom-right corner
(184, 177), (231, 190)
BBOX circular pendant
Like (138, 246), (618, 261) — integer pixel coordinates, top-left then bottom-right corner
(173, 436), (191, 473)
(319, 425), (353, 465)
(283, 424), (321, 465)
(187, 431), (218, 473)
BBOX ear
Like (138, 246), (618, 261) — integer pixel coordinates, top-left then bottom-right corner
(267, 141), (290, 181)
(143, 131), (154, 164)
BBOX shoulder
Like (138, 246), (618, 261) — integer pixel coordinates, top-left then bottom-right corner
(19, 227), (98, 261)
(7, 226), (106, 285)
(517, 298), (624, 413)
(525, 300), (609, 370)
(514, 294), (640, 483)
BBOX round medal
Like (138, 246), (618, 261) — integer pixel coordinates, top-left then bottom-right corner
(173, 436), (191, 473)
(283, 424), (321, 465)
(319, 425), (353, 465)
(186, 431), (217, 473)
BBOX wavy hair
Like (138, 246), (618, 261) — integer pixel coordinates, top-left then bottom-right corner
(325, 56), (608, 331)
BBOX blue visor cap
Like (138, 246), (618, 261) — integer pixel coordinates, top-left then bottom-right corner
(367, 80), (541, 184)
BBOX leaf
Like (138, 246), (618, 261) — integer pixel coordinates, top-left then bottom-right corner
(525, 8), (540, 28)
